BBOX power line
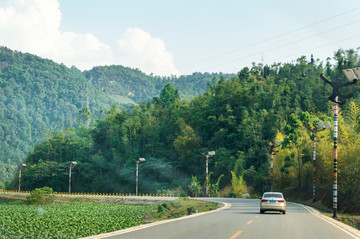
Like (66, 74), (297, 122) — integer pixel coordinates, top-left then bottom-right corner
(200, 19), (360, 71)
(179, 6), (360, 70)
(269, 33), (360, 63)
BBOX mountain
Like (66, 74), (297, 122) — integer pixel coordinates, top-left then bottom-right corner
(0, 46), (233, 183)
(84, 65), (234, 104)
(0, 47), (114, 168)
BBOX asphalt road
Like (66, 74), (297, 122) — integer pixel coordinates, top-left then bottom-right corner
(93, 198), (356, 239)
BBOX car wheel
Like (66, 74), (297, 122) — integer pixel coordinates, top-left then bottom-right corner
(260, 210), (264, 214)
(282, 210), (286, 215)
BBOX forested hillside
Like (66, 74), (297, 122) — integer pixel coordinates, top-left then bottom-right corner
(0, 47), (114, 173)
(9, 48), (360, 213)
(84, 65), (233, 104)
(0, 47), (233, 185)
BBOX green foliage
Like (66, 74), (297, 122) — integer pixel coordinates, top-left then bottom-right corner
(210, 174), (224, 197)
(0, 47), (233, 187)
(186, 206), (196, 215)
(0, 47), (114, 183)
(189, 176), (201, 197)
(231, 171), (247, 197)
(0, 202), (154, 239)
(26, 187), (55, 205)
(4, 46), (360, 202)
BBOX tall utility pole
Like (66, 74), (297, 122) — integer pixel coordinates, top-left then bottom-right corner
(269, 141), (282, 192)
(69, 161), (77, 193)
(18, 164), (26, 192)
(204, 151), (215, 197)
(321, 68), (358, 218)
(304, 121), (330, 202)
(134, 158), (145, 196)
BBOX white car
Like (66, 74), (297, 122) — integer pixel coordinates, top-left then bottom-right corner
(260, 192), (286, 214)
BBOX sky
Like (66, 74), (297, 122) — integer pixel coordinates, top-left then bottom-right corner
(0, 0), (360, 76)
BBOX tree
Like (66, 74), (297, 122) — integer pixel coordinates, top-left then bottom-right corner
(173, 125), (201, 163)
(189, 176), (201, 197)
(231, 171), (247, 197)
(282, 113), (308, 188)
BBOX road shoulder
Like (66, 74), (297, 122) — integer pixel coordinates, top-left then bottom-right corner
(301, 204), (360, 239)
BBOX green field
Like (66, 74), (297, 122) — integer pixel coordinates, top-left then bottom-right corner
(0, 202), (155, 239)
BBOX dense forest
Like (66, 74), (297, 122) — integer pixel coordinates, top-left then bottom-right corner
(4, 47), (360, 213)
(0, 47), (114, 174)
(0, 46), (232, 185)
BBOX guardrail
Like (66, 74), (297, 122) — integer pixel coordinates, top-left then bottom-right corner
(0, 189), (178, 198)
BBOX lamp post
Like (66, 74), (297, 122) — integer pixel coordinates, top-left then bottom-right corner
(69, 161), (77, 193)
(204, 151), (215, 197)
(304, 121), (331, 202)
(269, 141), (282, 192)
(18, 163), (26, 192)
(134, 158), (145, 196)
(321, 68), (358, 218)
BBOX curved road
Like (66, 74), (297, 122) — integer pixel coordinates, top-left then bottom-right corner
(92, 198), (357, 239)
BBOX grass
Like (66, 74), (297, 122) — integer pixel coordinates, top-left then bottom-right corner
(143, 197), (219, 222)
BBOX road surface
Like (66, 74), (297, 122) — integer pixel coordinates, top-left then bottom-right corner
(90, 198), (358, 239)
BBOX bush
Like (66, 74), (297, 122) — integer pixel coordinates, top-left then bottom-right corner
(162, 203), (171, 210)
(187, 206), (196, 215)
(157, 204), (166, 214)
(27, 187), (55, 205)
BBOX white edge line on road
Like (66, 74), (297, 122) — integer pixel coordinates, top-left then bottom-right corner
(80, 201), (232, 239)
(299, 203), (360, 239)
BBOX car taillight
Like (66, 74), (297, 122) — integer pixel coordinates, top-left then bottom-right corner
(261, 199), (268, 202)
(278, 200), (285, 202)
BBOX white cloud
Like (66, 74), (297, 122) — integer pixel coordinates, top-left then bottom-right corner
(0, 0), (178, 75)
(117, 28), (179, 76)
(0, 0), (113, 70)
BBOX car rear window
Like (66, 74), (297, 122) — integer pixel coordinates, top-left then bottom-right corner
(263, 193), (283, 198)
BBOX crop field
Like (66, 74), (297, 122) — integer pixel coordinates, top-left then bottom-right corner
(0, 202), (155, 239)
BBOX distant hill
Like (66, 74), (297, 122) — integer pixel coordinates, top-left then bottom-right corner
(84, 65), (234, 104)
(0, 46), (233, 181)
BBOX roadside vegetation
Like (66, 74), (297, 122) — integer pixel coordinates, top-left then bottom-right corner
(144, 197), (218, 222)
(0, 191), (219, 239)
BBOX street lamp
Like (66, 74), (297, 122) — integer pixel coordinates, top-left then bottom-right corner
(321, 70), (357, 218)
(269, 141), (282, 192)
(69, 161), (77, 193)
(204, 151), (215, 197)
(18, 163), (26, 192)
(343, 67), (360, 82)
(134, 158), (145, 196)
(304, 121), (331, 202)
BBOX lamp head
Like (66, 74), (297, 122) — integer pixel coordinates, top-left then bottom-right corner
(343, 68), (360, 82)
(208, 151), (215, 156)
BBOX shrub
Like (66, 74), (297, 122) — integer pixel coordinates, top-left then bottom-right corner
(162, 203), (171, 210)
(187, 206), (196, 215)
(27, 187), (55, 205)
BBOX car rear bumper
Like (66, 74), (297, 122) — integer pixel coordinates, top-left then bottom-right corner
(260, 203), (286, 211)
